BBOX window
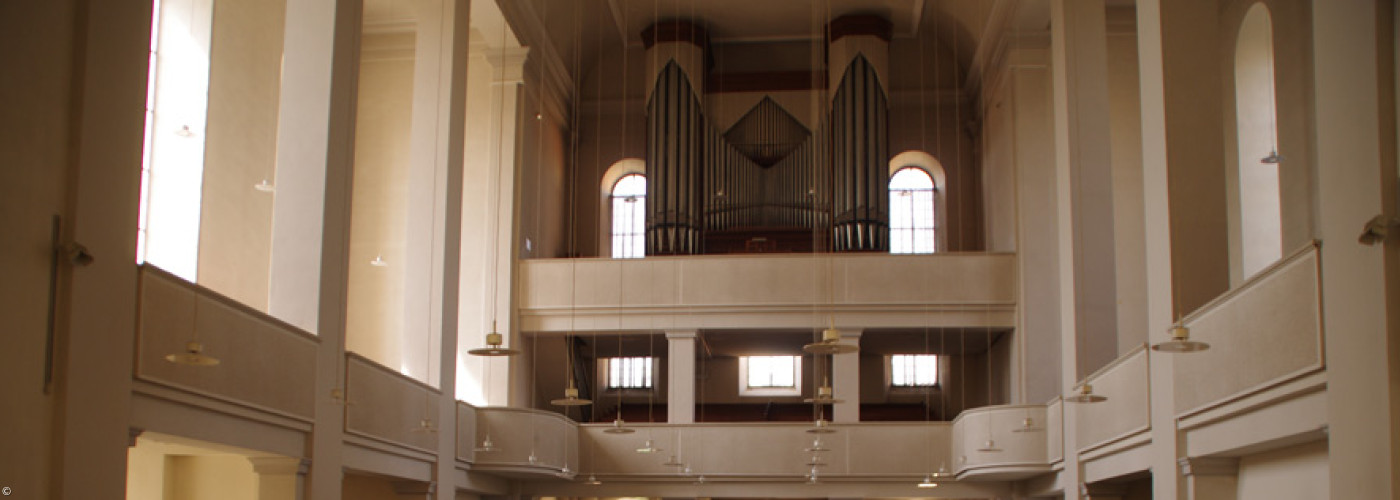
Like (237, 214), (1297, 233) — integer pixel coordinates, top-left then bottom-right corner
(611, 174), (646, 258)
(890, 354), (939, 387)
(739, 355), (801, 396)
(889, 167), (935, 254)
(604, 356), (654, 390)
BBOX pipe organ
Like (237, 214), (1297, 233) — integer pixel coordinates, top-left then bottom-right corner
(642, 16), (891, 254)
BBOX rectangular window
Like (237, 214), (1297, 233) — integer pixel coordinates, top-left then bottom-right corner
(739, 355), (801, 396)
(605, 357), (654, 389)
(890, 354), (939, 387)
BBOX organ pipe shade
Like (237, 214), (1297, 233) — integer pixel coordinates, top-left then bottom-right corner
(646, 61), (704, 255)
(829, 55), (890, 252)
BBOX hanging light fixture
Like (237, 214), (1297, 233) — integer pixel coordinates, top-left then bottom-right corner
(1152, 323), (1210, 353)
(468, 321), (520, 356)
(803, 438), (830, 452)
(635, 438), (661, 454)
(369, 254), (388, 267)
(253, 178), (275, 193)
(803, 322), (860, 354)
(917, 473), (940, 488)
(166, 291), (220, 366)
(585, 474), (602, 485)
(550, 381), (593, 406)
(474, 434), (497, 453)
(803, 382), (844, 404)
(1011, 413), (1044, 433)
(806, 417), (837, 434)
(1065, 383), (1108, 403)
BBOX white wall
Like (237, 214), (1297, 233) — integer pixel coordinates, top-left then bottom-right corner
(1237, 440), (1330, 500)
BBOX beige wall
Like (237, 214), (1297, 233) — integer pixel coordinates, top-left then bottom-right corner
(346, 31), (417, 374)
(167, 455), (258, 500)
(1237, 440), (1330, 500)
(1107, 12), (1148, 352)
(196, 0), (285, 311)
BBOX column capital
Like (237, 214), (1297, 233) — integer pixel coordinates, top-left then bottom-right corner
(1178, 456), (1239, 477)
(248, 457), (312, 476)
(665, 331), (698, 340)
(479, 46), (531, 86)
(128, 427), (145, 447)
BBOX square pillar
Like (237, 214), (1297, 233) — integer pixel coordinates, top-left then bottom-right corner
(832, 330), (862, 423)
(666, 331), (698, 423)
(1179, 457), (1239, 500)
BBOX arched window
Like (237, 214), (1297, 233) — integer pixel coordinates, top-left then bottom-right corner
(1234, 3), (1282, 279)
(611, 174), (646, 258)
(889, 167), (936, 254)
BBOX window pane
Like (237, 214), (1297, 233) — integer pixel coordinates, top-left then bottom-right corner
(889, 167), (935, 254)
(891, 354), (938, 387)
(747, 355), (798, 388)
(607, 357), (653, 389)
(612, 174), (646, 259)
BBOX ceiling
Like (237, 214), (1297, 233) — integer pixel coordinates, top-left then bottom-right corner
(495, 0), (1011, 92)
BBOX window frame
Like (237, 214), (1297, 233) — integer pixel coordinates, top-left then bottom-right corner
(610, 173), (646, 259)
(738, 355), (802, 397)
(889, 166), (937, 254)
(886, 354), (940, 392)
(601, 356), (656, 391)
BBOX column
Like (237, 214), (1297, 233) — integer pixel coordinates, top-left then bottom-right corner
(286, 0), (363, 497)
(1312, 1), (1398, 498)
(427, 1), (471, 499)
(827, 14), (891, 252)
(1135, 0), (1226, 499)
(1049, 1), (1111, 497)
(57, 0), (149, 497)
(832, 330), (862, 423)
(1050, 0), (1118, 380)
(248, 457), (310, 500)
(643, 21), (707, 255)
(666, 331), (698, 423)
(1178, 457), (1238, 500)
(459, 45), (528, 407)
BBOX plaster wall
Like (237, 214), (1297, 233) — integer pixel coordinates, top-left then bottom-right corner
(1237, 440), (1330, 500)
(196, 0), (284, 311)
(346, 31), (417, 376)
(1108, 20), (1148, 350)
(166, 455), (258, 500)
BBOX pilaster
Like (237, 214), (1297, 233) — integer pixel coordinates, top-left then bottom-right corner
(832, 330), (863, 423)
(667, 331), (699, 423)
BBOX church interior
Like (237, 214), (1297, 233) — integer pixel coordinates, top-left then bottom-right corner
(2, 0), (1398, 499)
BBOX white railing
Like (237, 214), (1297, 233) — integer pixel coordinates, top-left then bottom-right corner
(1173, 243), (1324, 416)
(134, 265), (319, 422)
(1075, 346), (1151, 453)
(470, 406), (580, 477)
(344, 353), (441, 454)
(951, 405), (1052, 479)
(518, 252), (1017, 332)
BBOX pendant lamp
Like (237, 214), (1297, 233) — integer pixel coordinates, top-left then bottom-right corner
(1151, 323), (1210, 353)
(1065, 383), (1108, 403)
